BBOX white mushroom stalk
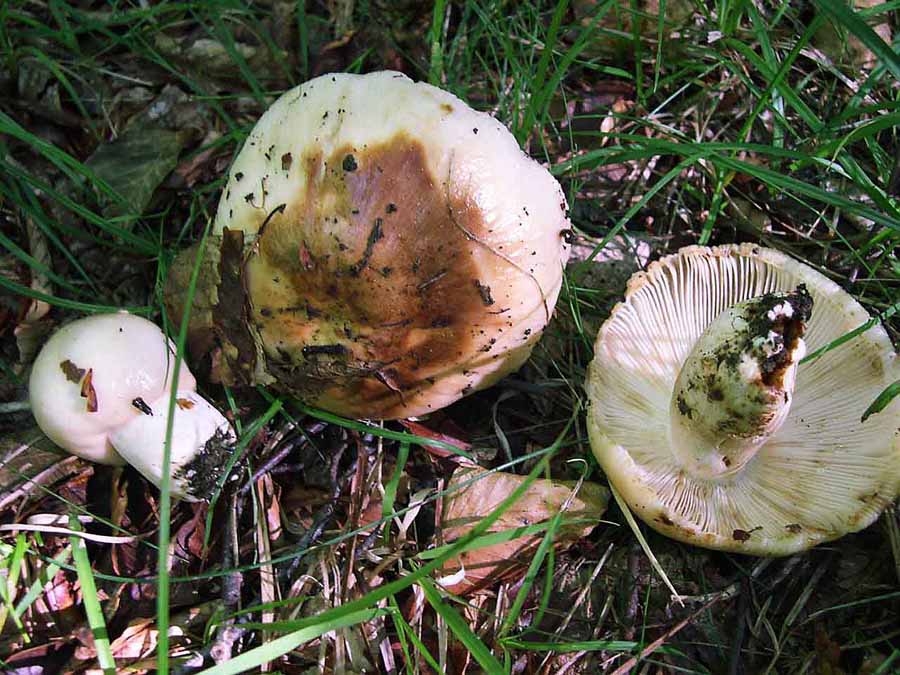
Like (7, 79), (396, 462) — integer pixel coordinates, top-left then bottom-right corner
(670, 286), (813, 479)
(165, 70), (571, 419)
(29, 312), (236, 501)
(586, 244), (900, 555)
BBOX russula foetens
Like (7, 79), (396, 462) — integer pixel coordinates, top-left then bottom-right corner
(29, 312), (235, 501)
(165, 70), (571, 419)
(586, 244), (900, 555)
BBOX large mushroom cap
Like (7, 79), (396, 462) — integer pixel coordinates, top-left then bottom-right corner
(586, 244), (900, 555)
(166, 71), (571, 419)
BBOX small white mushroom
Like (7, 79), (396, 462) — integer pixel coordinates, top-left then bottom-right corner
(29, 312), (235, 501)
(586, 244), (900, 555)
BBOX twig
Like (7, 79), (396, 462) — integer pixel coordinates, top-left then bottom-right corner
(206, 494), (245, 668)
(0, 455), (83, 511)
(610, 593), (729, 675)
(280, 454), (356, 584)
(238, 441), (302, 497)
(727, 579), (750, 675)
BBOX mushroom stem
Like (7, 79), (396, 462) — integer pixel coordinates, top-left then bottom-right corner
(669, 286), (813, 479)
(109, 390), (236, 502)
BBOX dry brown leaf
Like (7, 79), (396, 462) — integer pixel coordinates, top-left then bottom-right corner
(399, 419), (476, 463)
(438, 468), (610, 594)
(110, 618), (159, 660)
(80, 368), (98, 412)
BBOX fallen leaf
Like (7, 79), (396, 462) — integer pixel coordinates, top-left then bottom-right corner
(0, 431), (79, 512)
(438, 468), (609, 594)
(173, 130), (223, 188)
(112, 619), (159, 660)
(59, 359), (86, 383)
(80, 368), (98, 412)
(86, 125), (185, 223)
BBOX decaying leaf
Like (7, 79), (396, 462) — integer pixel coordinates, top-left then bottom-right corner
(80, 368), (98, 412)
(153, 34), (287, 79)
(439, 468), (610, 594)
(60, 359), (86, 383)
(399, 419), (474, 461)
(86, 124), (186, 222)
(0, 430), (72, 511)
(74, 618), (161, 663)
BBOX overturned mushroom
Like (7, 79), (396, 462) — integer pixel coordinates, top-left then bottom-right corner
(586, 244), (900, 555)
(29, 312), (235, 501)
(165, 70), (571, 419)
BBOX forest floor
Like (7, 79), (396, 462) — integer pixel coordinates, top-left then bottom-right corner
(1, 1), (899, 673)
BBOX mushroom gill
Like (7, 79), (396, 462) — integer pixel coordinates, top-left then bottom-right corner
(586, 244), (900, 555)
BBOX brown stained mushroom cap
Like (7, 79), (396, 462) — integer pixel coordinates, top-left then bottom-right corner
(586, 244), (900, 555)
(166, 71), (571, 419)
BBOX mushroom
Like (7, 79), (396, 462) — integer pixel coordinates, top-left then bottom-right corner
(586, 244), (900, 555)
(165, 70), (571, 419)
(29, 312), (235, 501)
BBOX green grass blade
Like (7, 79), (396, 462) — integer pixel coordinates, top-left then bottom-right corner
(281, 397), (475, 459)
(202, 397), (283, 549)
(814, 0), (900, 80)
(861, 379), (900, 423)
(70, 516), (116, 674)
(428, 0), (449, 85)
(420, 575), (505, 673)
(14, 547), (72, 619)
(0, 276), (151, 315)
(155, 216), (215, 673)
(382, 440), (410, 541)
(197, 608), (390, 674)
(0, 534), (29, 639)
(498, 502), (564, 638)
(801, 301), (899, 366)
(205, 8), (267, 105)
(517, 0), (570, 144)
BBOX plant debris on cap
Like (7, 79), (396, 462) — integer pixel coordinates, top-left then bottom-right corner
(165, 70), (572, 420)
(586, 244), (900, 556)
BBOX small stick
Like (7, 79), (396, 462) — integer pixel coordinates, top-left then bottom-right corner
(609, 593), (728, 675)
(727, 579), (750, 675)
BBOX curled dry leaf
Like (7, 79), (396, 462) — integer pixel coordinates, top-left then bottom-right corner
(74, 618), (162, 663)
(399, 419), (474, 462)
(438, 467), (610, 595)
(79, 368), (98, 412)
